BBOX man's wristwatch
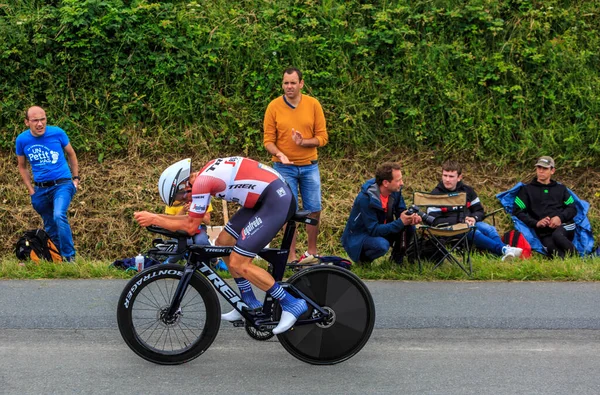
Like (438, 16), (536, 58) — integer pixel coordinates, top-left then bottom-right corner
(72, 176), (81, 180)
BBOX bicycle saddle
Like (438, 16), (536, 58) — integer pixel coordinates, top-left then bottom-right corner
(292, 211), (318, 225)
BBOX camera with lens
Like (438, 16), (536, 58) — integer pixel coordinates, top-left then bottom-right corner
(405, 205), (436, 226)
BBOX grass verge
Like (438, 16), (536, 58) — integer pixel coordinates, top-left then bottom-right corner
(2, 254), (599, 281)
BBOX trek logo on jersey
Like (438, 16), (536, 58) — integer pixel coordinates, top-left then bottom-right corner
(206, 157), (239, 172)
(206, 158), (223, 172)
(27, 145), (59, 165)
(276, 187), (287, 197)
(241, 216), (263, 240)
(225, 157), (240, 165)
(228, 183), (257, 190)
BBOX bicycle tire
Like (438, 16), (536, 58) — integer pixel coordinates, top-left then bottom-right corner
(276, 266), (376, 365)
(117, 264), (221, 365)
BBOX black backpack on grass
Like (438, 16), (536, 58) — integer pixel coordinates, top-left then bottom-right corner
(15, 229), (62, 263)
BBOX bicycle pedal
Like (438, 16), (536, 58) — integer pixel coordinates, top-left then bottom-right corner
(232, 320), (245, 327)
(286, 263), (302, 272)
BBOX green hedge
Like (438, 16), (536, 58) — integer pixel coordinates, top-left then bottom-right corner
(1, 0), (599, 165)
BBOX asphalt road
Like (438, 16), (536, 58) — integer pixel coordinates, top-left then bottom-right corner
(1, 279), (599, 394)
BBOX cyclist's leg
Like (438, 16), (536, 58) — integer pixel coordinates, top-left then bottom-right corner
(223, 181), (307, 332)
(228, 252), (275, 289)
(214, 230), (241, 276)
(223, 250), (307, 334)
(227, 249), (307, 334)
(215, 226), (263, 312)
(219, 183), (290, 318)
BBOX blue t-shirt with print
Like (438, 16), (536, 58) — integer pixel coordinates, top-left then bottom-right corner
(15, 126), (72, 182)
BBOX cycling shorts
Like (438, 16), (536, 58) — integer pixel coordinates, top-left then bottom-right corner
(225, 179), (296, 258)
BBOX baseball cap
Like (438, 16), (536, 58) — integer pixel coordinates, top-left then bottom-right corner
(535, 156), (555, 168)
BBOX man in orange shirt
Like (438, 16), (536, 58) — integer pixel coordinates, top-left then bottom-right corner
(263, 67), (328, 262)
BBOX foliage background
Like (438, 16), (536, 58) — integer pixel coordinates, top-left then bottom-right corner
(2, 0), (599, 164)
(1, 0), (599, 260)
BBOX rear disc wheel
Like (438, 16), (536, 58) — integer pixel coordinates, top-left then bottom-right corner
(276, 266), (375, 365)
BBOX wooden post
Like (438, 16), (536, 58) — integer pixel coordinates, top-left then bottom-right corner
(222, 199), (229, 224)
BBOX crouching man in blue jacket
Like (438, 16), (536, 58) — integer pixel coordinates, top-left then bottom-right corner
(341, 162), (422, 265)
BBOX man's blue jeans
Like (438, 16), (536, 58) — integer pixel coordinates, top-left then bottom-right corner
(272, 162), (322, 212)
(471, 221), (505, 256)
(30, 181), (76, 259)
(360, 226), (415, 263)
(361, 236), (392, 262)
(165, 230), (210, 264)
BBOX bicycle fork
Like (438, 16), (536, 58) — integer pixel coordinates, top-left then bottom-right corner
(164, 262), (197, 319)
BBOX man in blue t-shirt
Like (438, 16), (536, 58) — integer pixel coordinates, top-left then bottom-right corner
(16, 106), (80, 262)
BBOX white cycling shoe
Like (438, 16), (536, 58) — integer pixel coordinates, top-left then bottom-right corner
(272, 300), (308, 335)
(221, 310), (243, 322)
(272, 311), (299, 335)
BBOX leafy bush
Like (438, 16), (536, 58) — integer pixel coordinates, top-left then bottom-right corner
(1, 0), (599, 166)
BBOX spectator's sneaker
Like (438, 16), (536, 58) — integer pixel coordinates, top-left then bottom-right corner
(272, 299), (308, 335)
(502, 246), (523, 261)
(298, 251), (319, 265)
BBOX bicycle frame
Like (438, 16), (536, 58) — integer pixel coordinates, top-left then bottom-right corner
(154, 214), (330, 332)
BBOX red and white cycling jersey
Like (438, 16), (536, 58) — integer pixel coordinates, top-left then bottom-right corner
(188, 157), (284, 218)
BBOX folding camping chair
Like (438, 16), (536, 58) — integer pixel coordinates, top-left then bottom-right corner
(411, 191), (475, 275)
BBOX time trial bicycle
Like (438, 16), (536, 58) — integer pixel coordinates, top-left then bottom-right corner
(116, 211), (375, 365)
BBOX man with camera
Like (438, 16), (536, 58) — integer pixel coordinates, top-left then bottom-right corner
(341, 162), (422, 265)
(428, 160), (522, 261)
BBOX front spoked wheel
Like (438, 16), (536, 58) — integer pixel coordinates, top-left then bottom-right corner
(277, 266), (376, 365)
(117, 264), (221, 365)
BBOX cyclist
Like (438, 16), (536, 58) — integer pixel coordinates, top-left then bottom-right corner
(134, 157), (307, 335)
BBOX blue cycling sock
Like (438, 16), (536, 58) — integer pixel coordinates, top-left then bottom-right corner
(234, 278), (262, 309)
(267, 283), (307, 318)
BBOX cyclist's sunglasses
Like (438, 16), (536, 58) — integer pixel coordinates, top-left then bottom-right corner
(171, 181), (192, 207)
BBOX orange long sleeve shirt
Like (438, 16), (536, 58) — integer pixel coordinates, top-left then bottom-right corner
(263, 94), (328, 165)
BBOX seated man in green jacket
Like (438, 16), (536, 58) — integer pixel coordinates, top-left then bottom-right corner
(513, 156), (577, 258)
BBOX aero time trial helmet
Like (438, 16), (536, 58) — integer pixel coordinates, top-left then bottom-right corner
(158, 158), (191, 206)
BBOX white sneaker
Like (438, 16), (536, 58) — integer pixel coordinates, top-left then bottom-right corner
(502, 246), (523, 261)
(221, 310), (243, 322)
(298, 251), (319, 265)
